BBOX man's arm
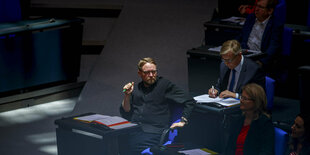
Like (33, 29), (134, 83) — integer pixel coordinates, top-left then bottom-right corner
(259, 18), (283, 66)
(121, 82), (134, 112)
(165, 82), (195, 128)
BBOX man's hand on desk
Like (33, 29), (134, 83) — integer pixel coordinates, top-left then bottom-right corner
(219, 90), (236, 98)
(170, 121), (186, 129)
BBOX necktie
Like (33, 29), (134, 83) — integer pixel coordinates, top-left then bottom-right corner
(229, 69), (236, 92)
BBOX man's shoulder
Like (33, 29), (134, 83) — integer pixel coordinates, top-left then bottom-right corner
(244, 57), (259, 68)
(157, 76), (173, 85)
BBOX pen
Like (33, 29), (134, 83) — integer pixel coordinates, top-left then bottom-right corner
(212, 85), (215, 95)
(123, 82), (133, 92)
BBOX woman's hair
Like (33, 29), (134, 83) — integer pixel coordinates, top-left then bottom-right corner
(289, 113), (310, 151)
(220, 40), (242, 55)
(137, 57), (156, 71)
(241, 83), (269, 119)
(298, 113), (310, 142)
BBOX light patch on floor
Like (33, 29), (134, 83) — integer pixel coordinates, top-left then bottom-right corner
(39, 145), (58, 155)
(26, 132), (57, 144)
(25, 132), (58, 155)
(0, 98), (77, 127)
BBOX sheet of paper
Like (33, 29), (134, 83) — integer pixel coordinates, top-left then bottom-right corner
(208, 46), (221, 52)
(216, 98), (240, 106)
(194, 94), (222, 103)
(109, 123), (138, 130)
(221, 16), (245, 25)
(179, 148), (211, 155)
(95, 116), (128, 126)
(74, 114), (110, 122)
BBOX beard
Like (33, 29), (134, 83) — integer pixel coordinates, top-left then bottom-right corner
(144, 77), (156, 86)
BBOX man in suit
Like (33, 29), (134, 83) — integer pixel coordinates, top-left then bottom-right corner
(208, 40), (265, 99)
(237, 0), (283, 70)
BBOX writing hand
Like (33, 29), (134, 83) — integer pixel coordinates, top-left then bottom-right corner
(208, 86), (218, 98)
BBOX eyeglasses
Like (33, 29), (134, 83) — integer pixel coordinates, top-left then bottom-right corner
(141, 70), (157, 75)
(221, 54), (238, 63)
(240, 96), (253, 101)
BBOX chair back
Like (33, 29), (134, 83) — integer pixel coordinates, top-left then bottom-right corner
(265, 76), (275, 110)
(282, 27), (293, 56)
(273, 0), (286, 25)
(274, 127), (289, 155)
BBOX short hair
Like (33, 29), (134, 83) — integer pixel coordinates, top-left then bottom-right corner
(242, 83), (269, 119)
(220, 40), (242, 55)
(137, 57), (157, 71)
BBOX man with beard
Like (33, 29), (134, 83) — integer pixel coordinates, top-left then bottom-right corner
(119, 57), (195, 154)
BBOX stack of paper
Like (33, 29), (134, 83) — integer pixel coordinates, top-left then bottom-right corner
(221, 16), (246, 25)
(194, 94), (240, 107)
(179, 148), (218, 155)
(74, 114), (137, 130)
(194, 94), (222, 103)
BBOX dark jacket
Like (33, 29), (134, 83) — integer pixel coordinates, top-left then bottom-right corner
(236, 13), (283, 67)
(120, 77), (195, 134)
(216, 57), (266, 94)
(224, 114), (275, 155)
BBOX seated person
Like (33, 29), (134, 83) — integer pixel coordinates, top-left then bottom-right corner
(119, 57), (195, 155)
(286, 113), (310, 155)
(208, 40), (265, 99)
(236, 0), (283, 70)
(224, 83), (274, 155)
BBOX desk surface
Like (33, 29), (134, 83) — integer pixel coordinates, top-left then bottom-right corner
(204, 20), (243, 30)
(194, 102), (241, 115)
(187, 45), (266, 60)
(204, 20), (310, 37)
(0, 18), (84, 36)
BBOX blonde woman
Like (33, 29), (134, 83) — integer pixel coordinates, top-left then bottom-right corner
(224, 83), (274, 155)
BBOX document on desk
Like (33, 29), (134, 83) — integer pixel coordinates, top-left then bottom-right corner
(208, 46), (221, 52)
(74, 114), (110, 122)
(74, 114), (137, 129)
(221, 16), (245, 25)
(194, 94), (240, 107)
(194, 94), (222, 103)
(178, 148), (215, 155)
(216, 98), (240, 107)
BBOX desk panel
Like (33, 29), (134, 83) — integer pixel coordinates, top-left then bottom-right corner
(55, 113), (140, 155)
(176, 103), (242, 153)
(0, 18), (83, 95)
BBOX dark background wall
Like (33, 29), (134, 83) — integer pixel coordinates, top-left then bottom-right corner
(72, 0), (217, 116)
